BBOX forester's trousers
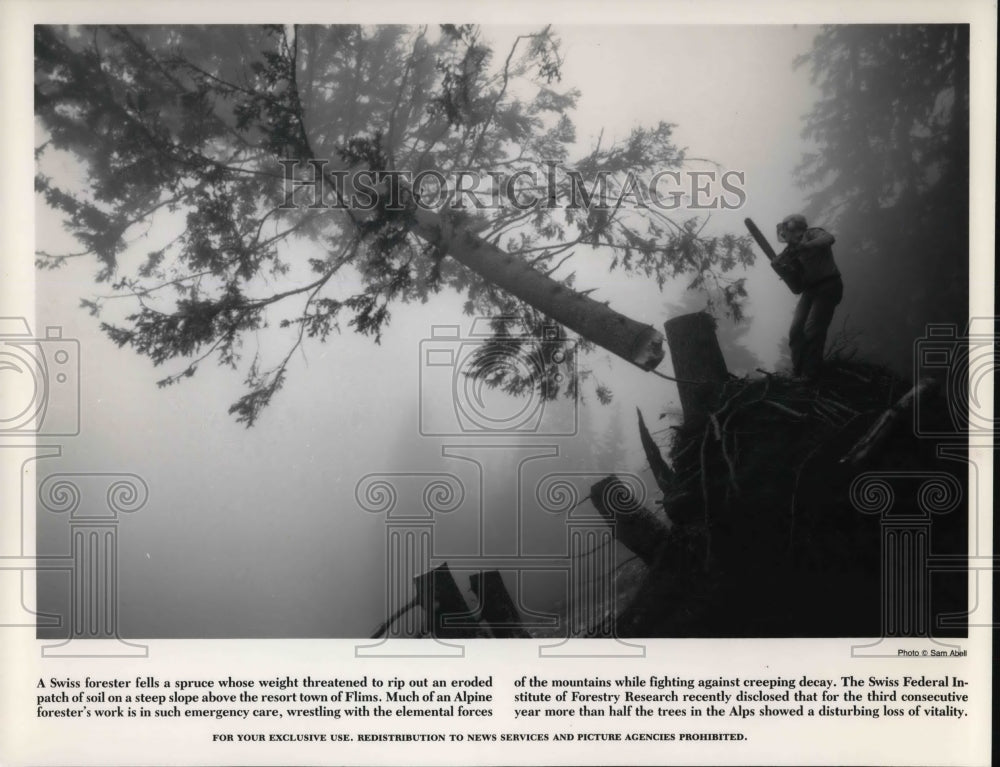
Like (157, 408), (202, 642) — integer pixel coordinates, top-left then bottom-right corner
(789, 275), (843, 379)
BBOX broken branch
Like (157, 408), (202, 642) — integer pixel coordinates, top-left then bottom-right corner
(840, 377), (938, 465)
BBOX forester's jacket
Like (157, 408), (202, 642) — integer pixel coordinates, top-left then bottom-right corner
(786, 227), (839, 287)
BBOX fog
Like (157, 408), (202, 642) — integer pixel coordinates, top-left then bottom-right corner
(32, 25), (822, 638)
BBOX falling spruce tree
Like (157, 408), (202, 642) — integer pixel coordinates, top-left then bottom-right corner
(35, 25), (753, 425)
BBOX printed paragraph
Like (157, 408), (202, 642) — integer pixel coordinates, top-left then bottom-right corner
(512, 673), (970, 720)
(35, 674), (495, 721)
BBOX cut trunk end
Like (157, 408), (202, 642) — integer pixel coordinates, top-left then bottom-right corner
(631, 327), (666, 371)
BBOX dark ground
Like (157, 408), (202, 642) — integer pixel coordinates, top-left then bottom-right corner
(614, 360), (968, 638)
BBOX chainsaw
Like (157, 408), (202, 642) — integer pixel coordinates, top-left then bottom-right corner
(744, 217), (805, 295)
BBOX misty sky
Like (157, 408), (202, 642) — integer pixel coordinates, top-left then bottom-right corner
(32, 25), (824, 638)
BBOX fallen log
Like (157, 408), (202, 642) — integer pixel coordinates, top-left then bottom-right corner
(589, 476), (670, 565)
(840, 377), (938, 465)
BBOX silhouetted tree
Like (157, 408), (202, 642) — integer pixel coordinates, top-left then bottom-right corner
(795, 25), (969, 375)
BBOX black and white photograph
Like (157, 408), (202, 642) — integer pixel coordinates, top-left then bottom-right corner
(1, 2), (994, 765)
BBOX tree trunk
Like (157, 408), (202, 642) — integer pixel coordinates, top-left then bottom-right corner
(589, 476), (670, 565)
(312, 162), (666, 371)
(282, 52), (678, 375)
(663, 312), (728, 427)
(469, 570), (531, 638)
(412, 208), (666, 370)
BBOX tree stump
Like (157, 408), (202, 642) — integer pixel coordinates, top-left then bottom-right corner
(413, 563), (488, 638)
(469, 570), (531, 638)
(663, 312), (729, 427)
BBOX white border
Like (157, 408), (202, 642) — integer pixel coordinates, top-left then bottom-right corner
(2, 2), (995, 765)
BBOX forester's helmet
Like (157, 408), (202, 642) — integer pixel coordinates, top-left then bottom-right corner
(777, 214), (808, 243)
